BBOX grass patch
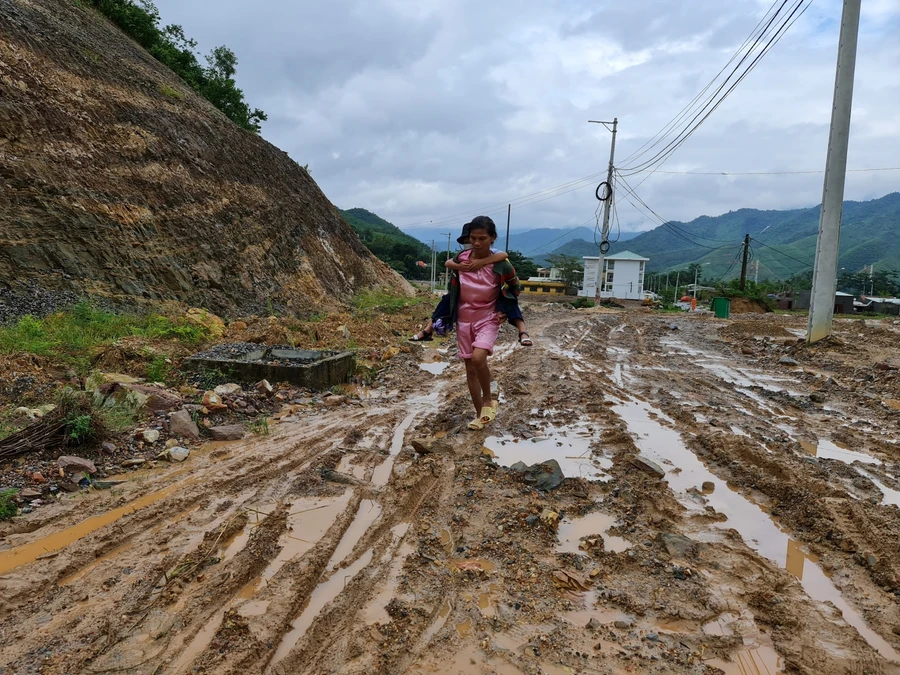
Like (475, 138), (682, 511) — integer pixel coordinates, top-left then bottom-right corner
(246, 417), (269, 436)
(568, 297), (595, 309)
(159, 83), (183, 99)
(352, 290), (427, 315)
(146, 355), (171, 383)
(0, 489), (17, 521)
(0, 302), (210, 374)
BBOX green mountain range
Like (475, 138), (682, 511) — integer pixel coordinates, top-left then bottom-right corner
(343, 193), (900, 282)
(339, 208), (433, 280)
(601, 192), (900, 280)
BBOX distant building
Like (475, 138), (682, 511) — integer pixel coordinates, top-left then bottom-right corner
(532, 267), (564, 282)
(858, 296), (900, 315)
(580, 251), (648, 300)
(834, 291), (854, 315)
(521, 266), (568, 295)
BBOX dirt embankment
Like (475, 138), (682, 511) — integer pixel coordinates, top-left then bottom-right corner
(0, 0), (410, 318)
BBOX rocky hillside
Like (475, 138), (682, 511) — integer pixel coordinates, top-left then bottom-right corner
(0, 0), (409, 318)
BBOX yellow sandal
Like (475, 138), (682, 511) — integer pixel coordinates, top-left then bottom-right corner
(467, 406), (496, 431)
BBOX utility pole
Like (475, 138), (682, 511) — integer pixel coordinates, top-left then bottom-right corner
(674, 272), (680, 303)
(752, 259), (759, 284)
(430, 240), (436, 292)
(441, 232), (452, 288)
(808, 0), (861, 343)
(665, 272), (669, 290)
(739, 234), (751, 290)
(693, 267), (700, 299)
(588, 117), (618, 303)
(505, 204), (511, 252)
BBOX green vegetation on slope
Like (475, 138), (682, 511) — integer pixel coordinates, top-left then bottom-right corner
(340, 208), (435, 281)
(611, 192), (900, 279)
(342, 208), (543, 283)
(0, 302), (210, 373)
(84, 0), (266, 132)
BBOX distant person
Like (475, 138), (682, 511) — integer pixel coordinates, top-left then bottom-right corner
(447, 216), (521, 430)
(410, 224), (532, 346)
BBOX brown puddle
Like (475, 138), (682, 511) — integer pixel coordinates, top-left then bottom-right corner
(169, 608), (226, 674)
(372, 410), (421, 488)
(477, 583), (500, 618)
(329, 499), (382, 570)
(269, 548), (374, 667)
(556, 511), (631, 555)
(614, 398), (900, 664)
(237, 599), (270, 617)
(1, 480), (185, 576)
(450, 558), (497, 573)
(455, 617), (473, 637)
(440, 528), (453, 555)
(58, 541), (134, 586)
(420, 599), (453, 646)
(704, 644), (783, 675)
(362, 541), (415, 625)
(798, 438), (880, 465)
(264, 493), (354, 583)
(219, 520), (254, 563)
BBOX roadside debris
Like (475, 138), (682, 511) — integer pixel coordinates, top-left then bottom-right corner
(508, 459), (565, 491)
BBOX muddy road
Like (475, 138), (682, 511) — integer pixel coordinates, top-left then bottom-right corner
(2, 305), (900, 674)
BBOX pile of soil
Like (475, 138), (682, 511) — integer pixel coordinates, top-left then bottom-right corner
(728, 297), (769, 314)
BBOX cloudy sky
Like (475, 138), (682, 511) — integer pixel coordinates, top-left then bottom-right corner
(155, 0), (899, 235)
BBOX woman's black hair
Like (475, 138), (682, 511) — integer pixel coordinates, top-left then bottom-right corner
(467, 215), (497, 239)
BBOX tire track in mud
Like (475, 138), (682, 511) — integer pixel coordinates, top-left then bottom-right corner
(599, 313), (900, 669)
(0, 408), (392, 674)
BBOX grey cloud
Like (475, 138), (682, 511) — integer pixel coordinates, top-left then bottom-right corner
(153, 0), (900, 233)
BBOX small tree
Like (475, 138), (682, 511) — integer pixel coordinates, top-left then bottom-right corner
(547, 254), (584, 292)
(507, 250), (538, 280)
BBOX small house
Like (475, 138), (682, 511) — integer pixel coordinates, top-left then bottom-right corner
(834, 291), (854, 315)
(580, 251), (648, 300)
(860, 296), (900, 315)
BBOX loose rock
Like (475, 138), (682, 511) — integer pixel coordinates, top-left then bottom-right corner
(208, 425), (245, 441)
(508, 459), (565, 492)
(57, 456), (97, 475)
(169, 410), (200, 440)
(214, 383), (242, 396)
(630, 455), (665, 479)
(142, 429), (160, 444)
(656, 532), (696, 558)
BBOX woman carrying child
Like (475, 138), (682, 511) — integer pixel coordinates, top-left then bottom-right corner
(410, 225), (532, 346)
(445, 216), (521, 430)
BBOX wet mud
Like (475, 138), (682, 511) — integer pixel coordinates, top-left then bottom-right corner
(2, 307), (900, 673)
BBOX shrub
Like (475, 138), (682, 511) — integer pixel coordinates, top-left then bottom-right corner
(0, 490), (17, 521)
(159, 83), (183, 99)
(352, 290), (427, 315)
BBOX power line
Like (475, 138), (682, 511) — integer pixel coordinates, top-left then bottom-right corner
(521, 217), (597, 256)
(615, 172), (735, 247)
(619, 0), (813, 177)
(619, 0), (791, 167)
(713, 244), (748, 283)
(635, 167), (900, 176)
(750, 237), (812, 267)
(399, 170), (609, 230)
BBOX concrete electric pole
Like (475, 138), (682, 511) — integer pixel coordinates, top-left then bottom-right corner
(739, 234), (751, 290)
(588, 117), (617, 303)
(808, 0), (861, 343)
(441, 232), (452, 287)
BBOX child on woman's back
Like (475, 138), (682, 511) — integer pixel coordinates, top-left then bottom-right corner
(447, 216), (521, 430)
